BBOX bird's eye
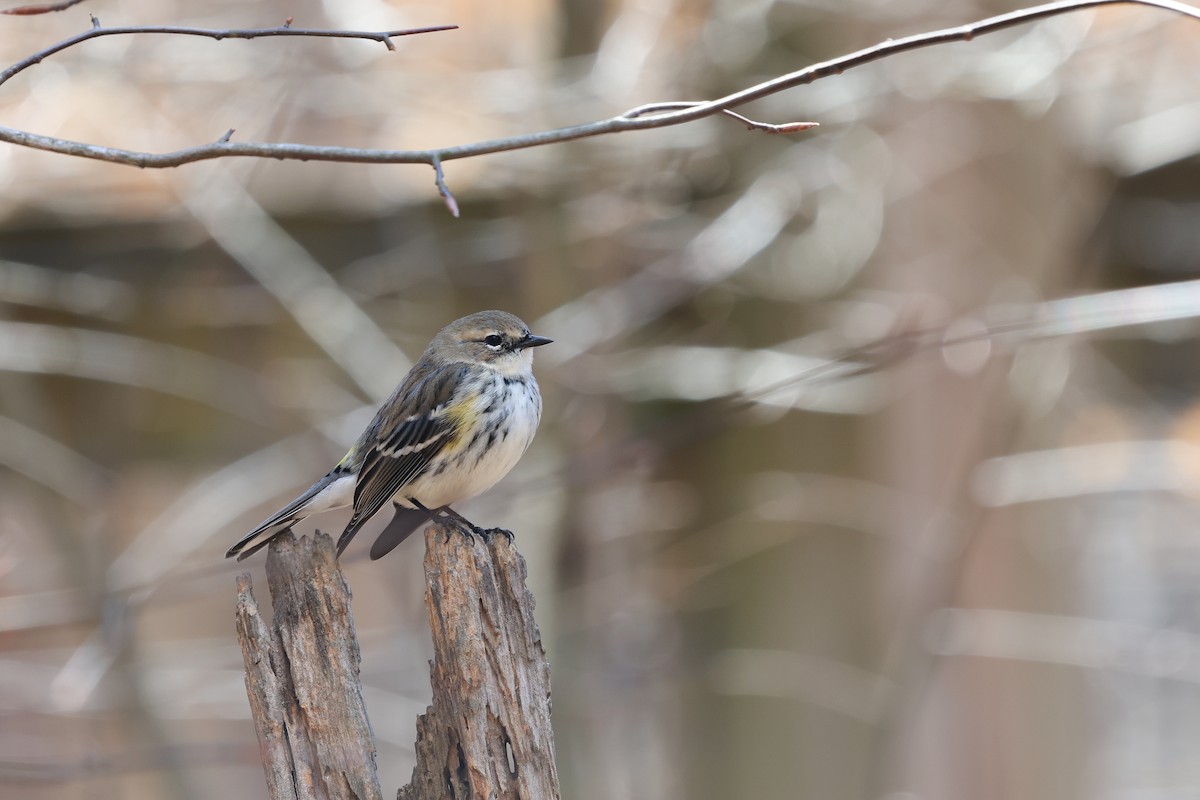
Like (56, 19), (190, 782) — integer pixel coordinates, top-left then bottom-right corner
(483, 334), (504, 348)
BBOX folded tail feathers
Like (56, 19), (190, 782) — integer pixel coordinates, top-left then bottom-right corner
(227, 523), (293, 561)
(225, 471), (354, 560)
(335, 514), (368, 557)
(225, 474), (435, 561)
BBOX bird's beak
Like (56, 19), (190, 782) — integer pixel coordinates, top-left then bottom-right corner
(517, 334), (554, 349)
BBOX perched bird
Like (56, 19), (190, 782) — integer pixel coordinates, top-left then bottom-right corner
(226, 310), (551, 561)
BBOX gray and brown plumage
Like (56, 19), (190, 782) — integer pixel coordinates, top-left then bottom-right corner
(225, 310), (551, 561)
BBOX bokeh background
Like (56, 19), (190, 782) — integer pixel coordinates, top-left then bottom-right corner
(3, 0), (1200, 798)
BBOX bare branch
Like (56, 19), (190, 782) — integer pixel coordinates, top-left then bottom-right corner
(0, 22), (459, 88)
(0, 0), (1195, 184)
(619, 101), (820, 133)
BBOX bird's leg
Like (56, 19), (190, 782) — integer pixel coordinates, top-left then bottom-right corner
(410, 500), (477, 541)
(409, 499), (459, 543)
(411, 501), (512, 542)
(440, 506), (486, 538)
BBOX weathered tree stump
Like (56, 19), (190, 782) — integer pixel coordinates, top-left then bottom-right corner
(398, 523), (560, 800)
(234, 524), (559, 800)
(235, 531), (383, 800)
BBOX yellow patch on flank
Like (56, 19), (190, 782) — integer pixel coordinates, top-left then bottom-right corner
(443, 398), (481, 451)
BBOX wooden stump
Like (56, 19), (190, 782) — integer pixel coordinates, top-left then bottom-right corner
(235, 531), (383, 800)
(234, 525), (560, 800)
(398, 523), (560, 800)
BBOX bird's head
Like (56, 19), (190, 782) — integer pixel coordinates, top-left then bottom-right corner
(431, 310), (552, 375)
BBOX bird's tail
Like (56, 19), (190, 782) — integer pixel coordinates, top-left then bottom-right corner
(225, 470), (354, 561)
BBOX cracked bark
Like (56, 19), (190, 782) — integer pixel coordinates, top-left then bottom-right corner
(234, 524), (559, 800)
(235, 531), (383, 800)
(397, 523), (560, 800)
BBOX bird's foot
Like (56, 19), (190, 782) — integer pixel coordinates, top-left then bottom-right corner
(431, 506), (512, 544)
(454, 522), (513, 544)
(480, 527), (514, 543)
(435, 507), (483, 539)
(441, 519), (479, 543)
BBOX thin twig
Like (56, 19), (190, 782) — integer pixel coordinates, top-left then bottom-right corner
(0, 22), (458, 87)
(0, 1), (1194, 181)
(430, 156), (460, 218)
(722, 110), (820, 134)
(2, 0), (87, 15)
(618, 101), (820, 133)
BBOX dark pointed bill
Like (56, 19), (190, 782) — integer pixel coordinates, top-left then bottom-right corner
(517, 334), (553, 349)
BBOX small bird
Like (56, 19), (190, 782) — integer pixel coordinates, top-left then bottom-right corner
(226, 310), (551, 561)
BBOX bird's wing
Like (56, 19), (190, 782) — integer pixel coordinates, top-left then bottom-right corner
(336, 363), (468, 554)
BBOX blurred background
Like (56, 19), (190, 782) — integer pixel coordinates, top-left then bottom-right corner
(2, 0), (1200, 798)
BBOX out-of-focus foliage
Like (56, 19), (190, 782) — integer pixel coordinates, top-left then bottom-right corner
(2, 1), (1200, 799)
